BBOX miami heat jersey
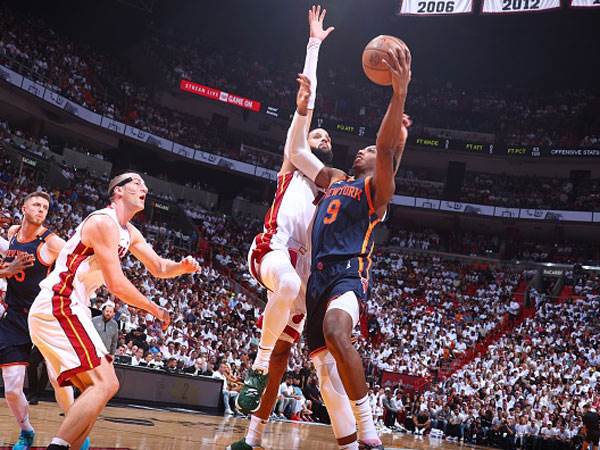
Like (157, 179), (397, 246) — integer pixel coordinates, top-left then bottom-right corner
(254, 170), (320, 254)
(37, 207), (131, 308)
(311, 176), (381, 279)
(0, 228), (53, 348)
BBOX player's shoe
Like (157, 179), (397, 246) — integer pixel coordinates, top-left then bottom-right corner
(236, 368), (269, 414)
(358, 441), (384, 450)
(12, 430), (35, 450)
(226, 438), (265, 450)
(80, 437), (91, 450)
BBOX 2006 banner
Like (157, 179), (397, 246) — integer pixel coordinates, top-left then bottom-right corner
(400, 0), (473, 14)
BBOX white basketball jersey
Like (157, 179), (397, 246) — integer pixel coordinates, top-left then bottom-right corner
(38, 207), (131, 308)
(256, 170), (320, 254)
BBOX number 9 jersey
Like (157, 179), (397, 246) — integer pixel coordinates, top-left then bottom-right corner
(311, 176), (382, 276)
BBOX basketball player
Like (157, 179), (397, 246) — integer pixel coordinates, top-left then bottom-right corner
(28, 172), (200, 450)
(0, 191), (90, 450)
(583, 404), (600, 450)
(229, 6), (360, 450)
(306, 44), (412, 450)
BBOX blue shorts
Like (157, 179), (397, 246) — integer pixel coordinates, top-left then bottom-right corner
(0, 343), (31, 367)
(306, 258), (369, 355)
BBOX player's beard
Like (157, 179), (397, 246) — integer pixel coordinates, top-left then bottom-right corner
(311, 146), (333, 165)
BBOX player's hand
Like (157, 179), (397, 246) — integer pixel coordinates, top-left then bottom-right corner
(382, 45), (412, 97)
(3, 253), (35, 277)
(296, 74), (312, 116)
(179, 255), (200, 274)
(156, 306), (171, 331)
(308, 5), (335, 42)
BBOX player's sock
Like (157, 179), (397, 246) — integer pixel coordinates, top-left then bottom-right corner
(252, 251), (300, 373)
(351, 395), (381, 445)
(246, 414), (267, 446)
(50, 437), (71, 447)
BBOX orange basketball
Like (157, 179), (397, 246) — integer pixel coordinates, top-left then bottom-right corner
(362, 35), (408, 86)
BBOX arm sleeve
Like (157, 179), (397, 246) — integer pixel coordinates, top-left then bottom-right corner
(0, 237), (8, 257)
(283, 112), (325, 182)
(303, 37), (322, 110)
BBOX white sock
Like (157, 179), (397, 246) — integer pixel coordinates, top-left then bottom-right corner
(351, 395), (381, 444)
(252, 346), (272, 373)
(252, 251), (300, 373)
(51, 437), (71, 446)
(246, 415), (267, 446)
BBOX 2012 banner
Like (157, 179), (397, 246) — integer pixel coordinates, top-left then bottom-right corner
(482, 0), (561, 13)
(399, 0), (473, 14)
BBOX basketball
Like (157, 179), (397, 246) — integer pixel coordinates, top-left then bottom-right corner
(362, 35), (408, 86)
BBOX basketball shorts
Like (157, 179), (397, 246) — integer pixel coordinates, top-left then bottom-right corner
(0, 311), (32, 367)
(28, 291), (111, 387)
(306, 257), (367, 355)
(586, 430), (600, 445)
(248, 238), (309, 344)
(0, 343), (32, 367)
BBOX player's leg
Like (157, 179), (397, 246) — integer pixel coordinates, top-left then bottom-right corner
(312, 350), (360, 450)
(253, 250), (301, 371)
(47, 357), (119, 450)
(2, 362), (36, 449)
(229, 339), (293, 450)
(322, 292), (382, 449)
(45, 360), (75, 413)
(238, 249), (301, 414)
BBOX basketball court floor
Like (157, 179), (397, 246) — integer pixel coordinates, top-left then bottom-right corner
(0, 401), (487, 450)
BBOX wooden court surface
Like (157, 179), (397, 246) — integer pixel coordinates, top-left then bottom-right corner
(0, 401), (482, 450)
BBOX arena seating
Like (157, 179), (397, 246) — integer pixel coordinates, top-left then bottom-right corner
(1, 5), (599, 444)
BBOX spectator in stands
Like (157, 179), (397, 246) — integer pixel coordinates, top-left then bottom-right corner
(92, 301), (119, 355)
(212, 362), (237, 415)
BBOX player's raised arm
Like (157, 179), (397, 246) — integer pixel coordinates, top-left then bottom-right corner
(372, 45), (412, 214)
(127, 224), (200, 279)
(81, 215), (171, 329)
(282, 6), (344, 187)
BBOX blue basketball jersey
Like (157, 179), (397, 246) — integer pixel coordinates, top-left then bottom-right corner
(0, 227), (53, 348)
(311, 176), (382, 279)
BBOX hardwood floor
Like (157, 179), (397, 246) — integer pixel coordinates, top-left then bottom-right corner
(0, 401), (481, 450)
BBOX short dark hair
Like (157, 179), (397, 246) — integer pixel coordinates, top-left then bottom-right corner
(108, 171), (143, 198)
(23, 191), (50, 205)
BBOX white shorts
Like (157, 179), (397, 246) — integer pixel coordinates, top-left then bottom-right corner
(28, 289), (110, 387)
(249, 239), (310, 344)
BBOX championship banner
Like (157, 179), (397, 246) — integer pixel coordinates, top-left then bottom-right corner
(482, 0), (561, 13)
(400, 0), (473, 14)
(570, 0), (600, 7)
(180, 79), (261, 112)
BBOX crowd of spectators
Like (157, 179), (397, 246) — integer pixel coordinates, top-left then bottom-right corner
(145, 31), (600, 147)
(3, 6), (600, 214)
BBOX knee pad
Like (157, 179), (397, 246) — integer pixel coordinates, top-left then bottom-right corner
(311, 350), (356, 439)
